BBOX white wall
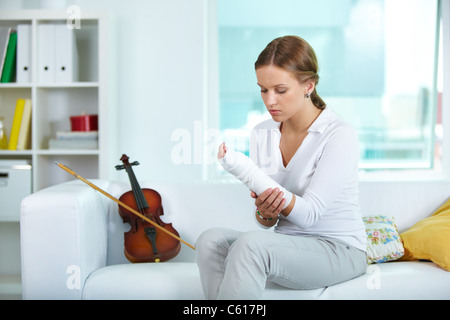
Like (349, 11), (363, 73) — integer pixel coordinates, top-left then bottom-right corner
(0, 0), (209, 183)
(80, 0), (207, 183)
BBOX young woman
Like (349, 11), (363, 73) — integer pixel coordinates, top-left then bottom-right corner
(196, 35), (367, 300)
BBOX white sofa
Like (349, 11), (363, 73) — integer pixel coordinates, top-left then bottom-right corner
(20, 179), (450, 300)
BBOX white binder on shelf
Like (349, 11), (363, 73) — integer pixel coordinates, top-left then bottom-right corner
(37, 24), (55, 83)
(55, 24), (78, 83)
(38, 24), (79, 83)
(16, 24), (32, 83)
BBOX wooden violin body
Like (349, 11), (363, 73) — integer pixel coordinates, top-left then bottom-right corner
(116, 155), (180, 263)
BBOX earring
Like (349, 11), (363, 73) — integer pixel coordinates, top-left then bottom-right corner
(305, 92), (310, 98)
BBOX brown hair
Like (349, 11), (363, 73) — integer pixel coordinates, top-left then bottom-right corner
(255, 35), (326, 110)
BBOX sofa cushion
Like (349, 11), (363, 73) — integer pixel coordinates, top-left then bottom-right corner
(82, 262), (204, 300)
(363, 216), (404, 264)
(82, 261), (450, 300)
(263, 261), (450, 300)
(400, 197), (450, 271)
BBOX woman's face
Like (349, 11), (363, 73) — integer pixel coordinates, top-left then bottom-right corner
(256, 65), (312, 122)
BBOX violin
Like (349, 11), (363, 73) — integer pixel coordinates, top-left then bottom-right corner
(115, 154), (181, 263)
(56, 162), (195, 254)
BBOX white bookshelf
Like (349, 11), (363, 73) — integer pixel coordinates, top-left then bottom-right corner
(0, 9), (113, 191)
(0, 10), (114, 298)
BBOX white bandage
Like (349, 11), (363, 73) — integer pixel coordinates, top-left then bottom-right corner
(219, 148), (292, 209)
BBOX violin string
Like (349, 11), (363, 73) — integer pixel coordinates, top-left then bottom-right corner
(126, 165), (148, 210)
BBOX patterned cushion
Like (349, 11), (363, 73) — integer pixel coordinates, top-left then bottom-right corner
(363, 215), (404, 264)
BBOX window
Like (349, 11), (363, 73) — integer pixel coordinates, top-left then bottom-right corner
(215, 0), (442, 173)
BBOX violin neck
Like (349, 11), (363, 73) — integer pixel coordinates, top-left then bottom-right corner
(125, 166), (149, 210)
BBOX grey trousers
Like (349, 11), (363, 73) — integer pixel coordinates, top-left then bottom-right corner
(196, 228), (367, 300)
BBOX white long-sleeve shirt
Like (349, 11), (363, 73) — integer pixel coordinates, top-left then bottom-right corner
(250, 107), (367, 252)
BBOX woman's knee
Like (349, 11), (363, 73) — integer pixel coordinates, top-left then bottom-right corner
(196, 228), (221, 252)
(228, 231), (270, 259)
(196, 228), (240, 253)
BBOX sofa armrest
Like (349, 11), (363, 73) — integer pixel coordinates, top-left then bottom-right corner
(20, 180), (110, 299)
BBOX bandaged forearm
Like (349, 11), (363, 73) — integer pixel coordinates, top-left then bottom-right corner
(219, 148), (293, 209)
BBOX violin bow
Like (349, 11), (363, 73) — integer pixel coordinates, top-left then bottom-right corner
(55, 162), (196, 251)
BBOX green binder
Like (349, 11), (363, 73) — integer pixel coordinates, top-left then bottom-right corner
(1, 30), (17, 83)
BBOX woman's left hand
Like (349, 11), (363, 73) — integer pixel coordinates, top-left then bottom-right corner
(251, 188), (286, 220)
(217, 142), (227, 159)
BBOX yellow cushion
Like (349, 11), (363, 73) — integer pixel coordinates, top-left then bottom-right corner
(400, 197), (450, 271)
